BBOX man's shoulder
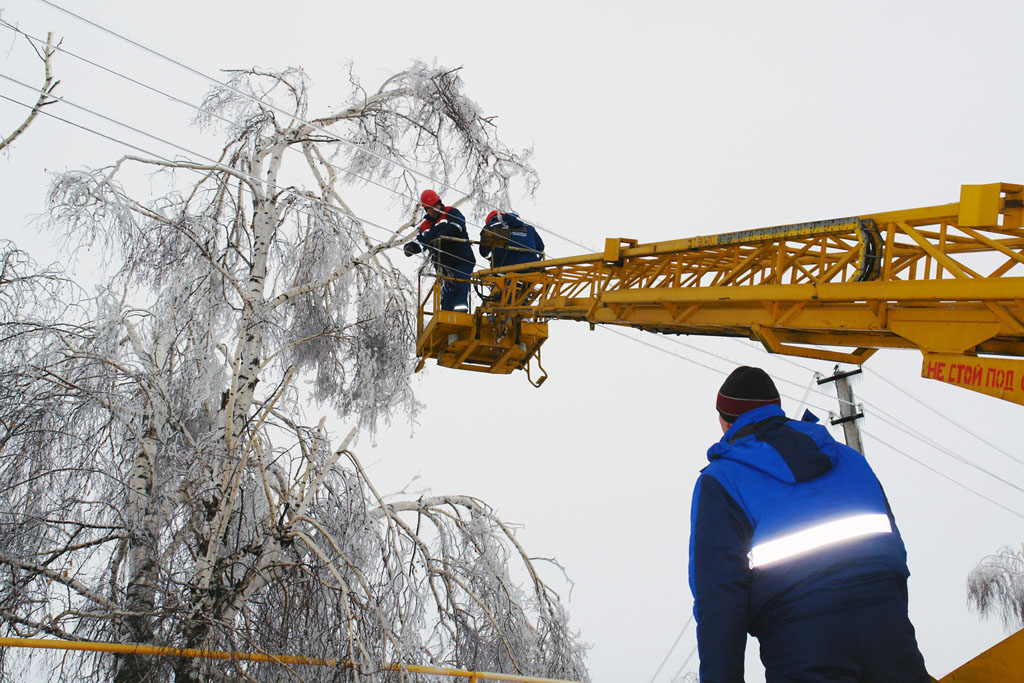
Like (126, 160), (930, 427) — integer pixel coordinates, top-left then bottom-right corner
(699, 457), (746, 489)
(784, 418), (868, 463)
(501, 212), (535, 229)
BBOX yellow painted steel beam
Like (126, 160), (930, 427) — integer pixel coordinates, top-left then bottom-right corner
(420, 183), (1024, 405)
(922, 353), (1024, 405)
(595, 277), (1024, 305)
(478, 213), (950, 277)
(521, 231), (1023, 293)
(532, 290), (1024, 358)
(482, 194), (1022, 290)
(477, 200), (1010, 279)
(0, 637), (585, 683)
(936, 627), (1024, 681)
(575, 302), (1013, 332)
(476, 185), (1024, 358)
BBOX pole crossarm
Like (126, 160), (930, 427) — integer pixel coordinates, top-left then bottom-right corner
(0, 637), (586, 683)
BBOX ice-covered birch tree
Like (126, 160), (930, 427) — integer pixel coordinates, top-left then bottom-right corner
(0, 64), (586, 683)
(967, 543), (1024, 632)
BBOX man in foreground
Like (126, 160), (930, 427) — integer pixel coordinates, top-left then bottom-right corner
(689, 366), (929, 682)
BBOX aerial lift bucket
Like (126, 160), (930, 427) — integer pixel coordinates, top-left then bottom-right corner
(415, 271), (547, 375)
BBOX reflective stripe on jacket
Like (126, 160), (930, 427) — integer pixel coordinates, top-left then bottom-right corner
(688, 404), (910, 681)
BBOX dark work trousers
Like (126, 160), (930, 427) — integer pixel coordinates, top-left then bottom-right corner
(759, 598), (930, 682)
(439, 264), (472, 311)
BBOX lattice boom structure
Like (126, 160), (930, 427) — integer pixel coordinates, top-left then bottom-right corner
(418, 183), (1024, 404)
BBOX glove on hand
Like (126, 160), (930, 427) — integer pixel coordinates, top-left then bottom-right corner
(404, 242), (421, 257)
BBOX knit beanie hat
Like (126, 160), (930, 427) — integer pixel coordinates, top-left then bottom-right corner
(716, 366), (781, 423)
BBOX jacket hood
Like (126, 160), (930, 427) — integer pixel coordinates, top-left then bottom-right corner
(707, 404), (836, 483)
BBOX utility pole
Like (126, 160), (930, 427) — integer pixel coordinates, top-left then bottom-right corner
(816, 366), (865, 452)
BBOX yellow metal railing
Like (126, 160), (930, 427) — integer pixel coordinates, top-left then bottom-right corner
(466, 183), (1024, 403)
(0, 637), (585, 683)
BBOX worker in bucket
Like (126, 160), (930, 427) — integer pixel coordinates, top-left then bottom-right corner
(478, 210), (544, 268)
(404, 189), (474, 312)
(688, 366), (929, 682)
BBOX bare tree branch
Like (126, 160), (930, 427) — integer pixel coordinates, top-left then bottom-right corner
(1, 31), (59, 152)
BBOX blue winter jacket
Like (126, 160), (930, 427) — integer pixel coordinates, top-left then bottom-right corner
(688, 404), (910, 682)
(415, 206), (475, 275)
(479, 212), (544, 268)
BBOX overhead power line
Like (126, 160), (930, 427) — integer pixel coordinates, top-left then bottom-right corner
(648, 615), (693, 683)
(12, 77), (1019, 518)
(15, 1), (1023, 516)
(34, 0), (459, 195)
(863, 403), (1024, 498)
(0, 19), (428, 233)
(0, 17), (574, 271)
(764, 349), (1024, 483)
(614, 327), (1024, 515)
(599, 327), (834, 414)
(862, 366), (1024, 468)
(29, 1), (593, 252)
(670, 643), (699, 683)
(863, 431), (1024, 520)
(0, 18), (449, 233)
(0, 83), (420, 255)
(770, 345), (1024, 474)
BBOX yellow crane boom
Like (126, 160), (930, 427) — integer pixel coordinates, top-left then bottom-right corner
(414, 182), (1024, 679)
(416, 182), (1024, 403)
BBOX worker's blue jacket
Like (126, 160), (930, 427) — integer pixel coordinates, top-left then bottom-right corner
(480, 212), (544, 268)
(417, 206), (475, 275)
(688, 404), (911, 682)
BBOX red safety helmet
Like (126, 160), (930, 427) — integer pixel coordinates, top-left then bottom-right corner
(485, 210), (499, 225)
(420, 189), (441, 208)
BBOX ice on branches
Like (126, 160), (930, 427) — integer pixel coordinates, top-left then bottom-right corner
(0, 65), (586, 682)
(968, 544), (1024, 632)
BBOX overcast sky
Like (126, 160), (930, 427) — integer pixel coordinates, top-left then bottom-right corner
(3, 1), (1024, 681)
